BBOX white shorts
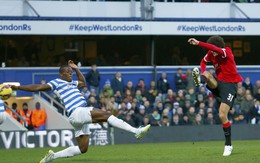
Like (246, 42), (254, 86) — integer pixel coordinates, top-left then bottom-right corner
(0, 112), (6, 125)
(68, 107), (93, 137)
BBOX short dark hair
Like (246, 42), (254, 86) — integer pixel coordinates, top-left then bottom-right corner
(59, 65), (69, 74)
(207, 35), (225, 48)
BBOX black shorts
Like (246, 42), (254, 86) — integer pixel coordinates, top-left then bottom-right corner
(206, 79), (237, 109)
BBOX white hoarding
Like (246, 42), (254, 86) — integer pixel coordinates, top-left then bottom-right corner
(0, 21), (259, 35)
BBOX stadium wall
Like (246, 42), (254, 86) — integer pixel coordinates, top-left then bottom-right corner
(114, 124), (260, 144)
(0, 66), (259, 96)
(1, 125), (260, 149)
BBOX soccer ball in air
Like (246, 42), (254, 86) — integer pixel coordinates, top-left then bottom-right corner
(0, 84), (12, 100)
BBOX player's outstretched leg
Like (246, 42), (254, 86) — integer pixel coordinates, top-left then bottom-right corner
(91, 109), (151, 139)
(192, 67), (201, 87)
(107, 115), (151, 140)
(39, 146), (82, 163)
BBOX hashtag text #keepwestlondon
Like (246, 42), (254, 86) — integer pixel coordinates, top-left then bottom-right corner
(69, 24), (142, 32)
(177, 25), (246, 32)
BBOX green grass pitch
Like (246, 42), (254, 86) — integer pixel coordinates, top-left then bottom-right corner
(1, 140), (259, 163)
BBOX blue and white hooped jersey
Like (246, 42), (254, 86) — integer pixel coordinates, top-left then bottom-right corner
(47, 78), (87, 115)
(0, 99), (5, 112)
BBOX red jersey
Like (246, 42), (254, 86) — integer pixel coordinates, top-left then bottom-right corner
(198, 41), (243, 83)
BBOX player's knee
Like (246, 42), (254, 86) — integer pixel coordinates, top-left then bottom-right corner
(219, 112), (227, 121)
(202, 71), (211, 79)
(80, 145), (89, 154)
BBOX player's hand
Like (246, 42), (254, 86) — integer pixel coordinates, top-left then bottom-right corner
(10, 85), (19, 90)
(68, 60), (78, 69)
(188, 38), (199, 46)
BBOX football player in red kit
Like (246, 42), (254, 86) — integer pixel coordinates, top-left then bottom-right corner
(188, 36), (243, 156)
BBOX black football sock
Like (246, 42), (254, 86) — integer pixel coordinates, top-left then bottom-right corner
(222, 122), (232, 146)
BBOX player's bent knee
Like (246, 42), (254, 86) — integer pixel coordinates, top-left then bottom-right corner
(79, 145), (89, 154)
(219, 113), (227, 122)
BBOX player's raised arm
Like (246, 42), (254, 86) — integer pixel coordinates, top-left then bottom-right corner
(11, 84), (51, 92)
(68, 60), (86, 88)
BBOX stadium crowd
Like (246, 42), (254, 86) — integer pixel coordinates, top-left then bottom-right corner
(77, 65), (260, 127)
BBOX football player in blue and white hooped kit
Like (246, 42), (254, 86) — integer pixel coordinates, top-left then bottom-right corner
(0, 98), (7, 125)
(11, 60), (151, 163)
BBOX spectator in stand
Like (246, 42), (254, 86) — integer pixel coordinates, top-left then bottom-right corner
(109, 96), (119, 115)
(248, 100), (260, 124)
(134, 90), (143, 105)
(144, 101), (153, 114)
(242, 77), (254, 94)
(171, 114), (181, 126)
(150, 109), (161, 126)
(148, 81), (158, 96)
(135, 79), (146, 96)
(175, 90), (186, 108)
(182, 115), (191, 125)
(111, 72), (125, 96)
(186, 68), (196, 90)
(187, 106), (196, 125)
(228, 108), (237, 124)
(89, 88), (100, 102)
(31, 102), (47, 131)
(233, 87), (245, 111)
(114, 90), (123, 104)
(174, 68), (187, 91)
(85, 64), (101, 95)
(124, 113), (135, 127)
(125, 81), (135, 97)
(155, 102), (164, 115)
(195, 94), (205, 109)
(6, 102), (19, 122)
(103, 80), (114, 97)
(134, 105), (146, 126)
(165, 89), (176, 104)
(187, 88), (196, 105)
(204, 112), (216, 125)
(18, 102), (33, 130)
(194, 114), (204, 125)
(183, 100), (192, 115)
(157, 72), (170, 96)
(172, 102), (181, 116)
(145, 88), (156, 105)
(87, 96), (99, 108)
(142, 115), (150, 126)
(154, 93), (165, 106)
(253, 80), (260, 96)
(254, 88), (260, 101)
(163, 98), (173, 114)
(99, 89), (110, 105)
(161, 116), (170, 127)
(198, 86), (208, 99)
(124, 89), (133, 103)
(240, 93), (254, 121)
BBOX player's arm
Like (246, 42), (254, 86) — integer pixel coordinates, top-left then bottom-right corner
(188, 38), (225, 56)
(68, 60), (86, 88)
(11, 84), (51, 92)
(200, 50), (213, 73)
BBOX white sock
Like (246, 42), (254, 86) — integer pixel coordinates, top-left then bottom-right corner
(54, 146), (81, 159)
(107, 115), (137, 134)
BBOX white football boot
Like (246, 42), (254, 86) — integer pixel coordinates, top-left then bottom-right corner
(223, 145), (233, 156)
(135, 124), (151, 140)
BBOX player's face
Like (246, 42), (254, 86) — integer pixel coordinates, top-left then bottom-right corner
(61, 67), (73, 82)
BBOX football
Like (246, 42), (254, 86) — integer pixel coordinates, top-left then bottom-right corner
(0, 84), (12, 100)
